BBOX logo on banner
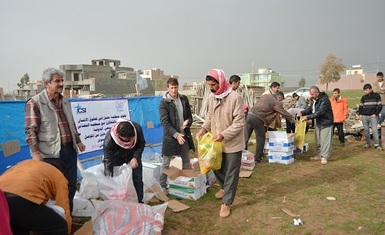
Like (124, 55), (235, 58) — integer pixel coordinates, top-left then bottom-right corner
(115, 100), (125, 112)
(74, 103), (87, 114)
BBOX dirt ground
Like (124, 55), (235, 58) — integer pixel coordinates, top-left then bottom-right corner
(161, 132), (385, 235)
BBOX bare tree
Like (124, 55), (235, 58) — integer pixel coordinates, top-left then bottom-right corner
(319, 54), (346, 91)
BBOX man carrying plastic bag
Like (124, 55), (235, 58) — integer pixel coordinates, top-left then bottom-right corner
(196, 69), (245, 218)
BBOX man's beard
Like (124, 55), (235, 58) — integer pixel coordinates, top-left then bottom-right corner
(210, 89), (217, 93)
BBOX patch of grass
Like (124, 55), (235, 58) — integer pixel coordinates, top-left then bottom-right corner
(162, 128), (385, 234)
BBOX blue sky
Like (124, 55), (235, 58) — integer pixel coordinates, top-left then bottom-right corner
(1, 0), (384, 92)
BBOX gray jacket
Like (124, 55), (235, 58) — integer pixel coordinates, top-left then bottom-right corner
(29, 90), (79, 158)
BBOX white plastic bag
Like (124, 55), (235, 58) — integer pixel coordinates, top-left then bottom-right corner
(92, 200), (168, 235)
(98, 164), (138, 203)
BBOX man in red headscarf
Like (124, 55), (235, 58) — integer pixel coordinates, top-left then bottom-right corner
(196, 69), (245, 218)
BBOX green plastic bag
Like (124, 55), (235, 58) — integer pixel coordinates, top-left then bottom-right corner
(197, 132), (223, 174)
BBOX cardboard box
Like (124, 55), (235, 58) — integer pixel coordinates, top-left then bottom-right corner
(268, 150), (294, 165)
(205, 170), (217, 187)
(267, 131), (294, 152)
(74, 221), (94, 235)
(163, 166), (206, 189)
(169, 185), (207, 201)
(142, 162), (161, 182)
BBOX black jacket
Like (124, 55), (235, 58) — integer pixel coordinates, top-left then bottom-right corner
(358, 92), (382, 116)
(159, 93), (195, 156)
(301, 92), (334, 128)
(102, 121), (145, 176)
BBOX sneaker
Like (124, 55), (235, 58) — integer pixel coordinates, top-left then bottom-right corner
(321, 158), (328, 165)
(339, 143), (345, 147)
(375, 146), (383, 150)
(310, 155), (321, 160)
(219, 204), (230, 218)
(364, 144), (370, 148)
(255, 157), (262, 163)
(215, 189), (225, 199)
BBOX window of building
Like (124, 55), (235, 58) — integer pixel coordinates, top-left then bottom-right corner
(74, 73), (79, 81)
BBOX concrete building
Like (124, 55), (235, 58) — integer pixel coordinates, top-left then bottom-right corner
(141, 68), (179, 91)
(60, 58), (155, 97)
(239, 68), (283, 90)
(318, 66), (378, 91)
(15, 59), (157, 99)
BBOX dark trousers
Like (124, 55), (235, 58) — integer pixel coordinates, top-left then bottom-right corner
(333, 122), (345, 144)
(6, 195), (67, 235)
(213, 151), (242, 205)
(286, 120), (296, 133)
(244, 114), (267, 161)
(111, 157), (144, 203)
(44, 144), (77, 213)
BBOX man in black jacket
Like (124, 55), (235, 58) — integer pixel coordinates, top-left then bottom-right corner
(103, 119), (145, 202)
(159, 77), (195, 189)
(298, 86), (334, 165)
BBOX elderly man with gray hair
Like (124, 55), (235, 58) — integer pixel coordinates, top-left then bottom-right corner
(297, 86), (334, 165)
(25, 68), (86, 212)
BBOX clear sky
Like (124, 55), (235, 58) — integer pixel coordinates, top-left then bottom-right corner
(1, 0), (384, 93)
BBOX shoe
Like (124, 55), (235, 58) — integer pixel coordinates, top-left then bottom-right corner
(310, 155), (321, 160)
(215, 189), (225, 199)
(219, 204), (230, 218)
(364, 144), (370, 148)
(321, 158), (328, 165)
(375, 146), (383, 150)
(255, 157), (262, 163)
(339, 143), (345, 147)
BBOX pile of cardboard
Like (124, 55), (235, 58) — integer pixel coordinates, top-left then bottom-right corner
(267, 131), (294, 165)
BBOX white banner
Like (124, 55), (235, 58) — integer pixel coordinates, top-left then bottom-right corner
(71, 99), (130, 154)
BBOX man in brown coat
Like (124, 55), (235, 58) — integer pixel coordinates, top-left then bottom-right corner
(245, 92), (297, 162)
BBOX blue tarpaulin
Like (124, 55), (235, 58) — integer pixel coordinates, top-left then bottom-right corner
(0, 96), (164, 174)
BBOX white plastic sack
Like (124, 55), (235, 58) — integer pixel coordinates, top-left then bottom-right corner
(78, 164), (102, 199)
(98, 164), (138, 203)
(92, 200), (168, 235)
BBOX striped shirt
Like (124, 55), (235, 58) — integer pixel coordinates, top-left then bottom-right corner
(25, 93), (80, 152)
(358, 92), (382, 116)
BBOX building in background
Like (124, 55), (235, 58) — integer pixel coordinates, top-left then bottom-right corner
(14, 59), (160, 99)
(318, 65), (377, 91)
(238, 68), (283, 90)
(141, 68), (179, 91)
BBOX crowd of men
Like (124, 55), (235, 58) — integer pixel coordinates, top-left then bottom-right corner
(0, 69), (384, 234)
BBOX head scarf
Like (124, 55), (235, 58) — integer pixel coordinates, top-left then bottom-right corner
(110, 118), (137, 149)
(206, 69), (232, 99)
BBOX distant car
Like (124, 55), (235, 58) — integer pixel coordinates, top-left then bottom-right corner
(284, 87), (311, 99)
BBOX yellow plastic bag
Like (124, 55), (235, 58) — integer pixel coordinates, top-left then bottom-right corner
(197, 132), (223, 174)
(294, 120), (306, 151)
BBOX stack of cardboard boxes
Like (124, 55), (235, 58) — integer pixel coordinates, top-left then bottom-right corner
(267, 131), (295, 165)
(164, 166), (207, 200)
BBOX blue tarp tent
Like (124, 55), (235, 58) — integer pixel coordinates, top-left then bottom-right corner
(0, 96), (163, 174)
